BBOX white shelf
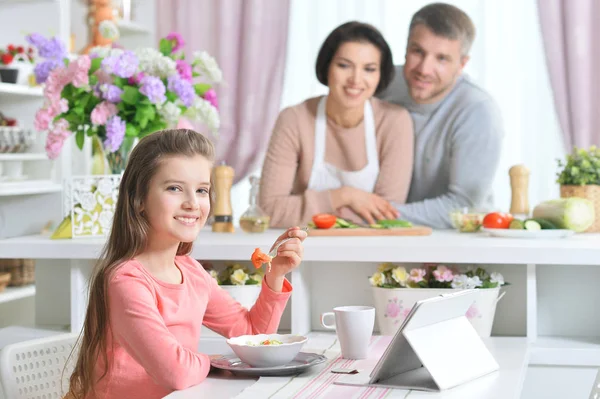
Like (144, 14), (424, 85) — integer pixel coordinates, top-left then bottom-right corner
(530, 336), (600, 366)
(0, 153), (48, 161)
(117, 19), (150, 34)
(0, 180), (62, 196)
(0, 82), (43, 97)
(0, 284), (35, 305)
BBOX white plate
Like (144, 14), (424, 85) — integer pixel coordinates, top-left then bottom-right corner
(482, 228), (575, 239)
(210, 352), (326, 377)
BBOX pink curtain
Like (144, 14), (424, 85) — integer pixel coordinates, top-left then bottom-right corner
(157, 0), (290, 183)
(537, 0), (600, 151)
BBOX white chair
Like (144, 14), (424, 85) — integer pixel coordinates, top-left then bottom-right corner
(590, 369), (600, 399)
(0, 333), (79, 399)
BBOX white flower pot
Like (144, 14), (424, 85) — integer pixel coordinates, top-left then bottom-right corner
(371, 286), (504, 337)
(221, 285), (261, 310)
(13, 61), (33, 86)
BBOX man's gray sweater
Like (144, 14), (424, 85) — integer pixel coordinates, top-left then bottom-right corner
(379, 65), (504, 228)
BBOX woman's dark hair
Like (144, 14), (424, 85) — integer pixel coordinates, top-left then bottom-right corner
(315, 21), (395, 95)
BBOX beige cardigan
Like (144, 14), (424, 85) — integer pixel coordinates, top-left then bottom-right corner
(259, 96), (414, 228)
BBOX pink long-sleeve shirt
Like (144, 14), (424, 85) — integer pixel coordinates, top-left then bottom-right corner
(88, 256), (292, 399)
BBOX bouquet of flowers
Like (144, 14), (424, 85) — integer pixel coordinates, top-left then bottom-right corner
(369, 263), (507, 289)
(208, 263), (264, 286)
(27, 26), (221, 172)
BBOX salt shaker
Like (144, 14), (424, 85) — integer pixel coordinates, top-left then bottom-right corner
(509, 164), (530, 217)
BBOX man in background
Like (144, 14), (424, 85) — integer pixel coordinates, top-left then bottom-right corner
(379, 2), (503, 228)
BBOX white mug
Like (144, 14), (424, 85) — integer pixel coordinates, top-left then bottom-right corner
(320, 305), (375, 359)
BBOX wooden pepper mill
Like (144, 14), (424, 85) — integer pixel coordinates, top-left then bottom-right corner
(509, 164), (530, 216)
(212, 162), (235, 233)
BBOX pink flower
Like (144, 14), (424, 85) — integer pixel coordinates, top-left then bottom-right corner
(203, 89), (218, 110)
(466, 305), (480, 319)
(166, 32), (185, 52)
(68, 55), (91, 88)
(44, 66), (70, 103)
(408, 268), (427, 283)
(91, 101), (118, 126)
(433, 265), (454, 282)
(175, 60), (192, 82)
(45, 119), (71, 160)
(34, 107), (53, 131)
(127, 71), (145, 85)
(386, 300), (401, 318)
(50, 98), (69, 117)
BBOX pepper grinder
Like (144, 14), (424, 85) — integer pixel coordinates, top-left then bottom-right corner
(509, 164), (530, 217)
(212, 162), (235, 233)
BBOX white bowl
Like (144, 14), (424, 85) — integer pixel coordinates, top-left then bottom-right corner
(226, 333), (308, 368)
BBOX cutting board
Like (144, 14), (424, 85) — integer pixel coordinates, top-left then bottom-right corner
(308, 226), (433, 236)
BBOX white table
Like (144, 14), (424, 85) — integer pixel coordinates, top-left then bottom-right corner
(163, 333), (529, 399)
(0, 229), (599, 368)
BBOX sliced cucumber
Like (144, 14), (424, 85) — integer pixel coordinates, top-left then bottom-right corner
(376, 219), (413, 228)
(509, 219), (524, 229)
(524, 220), (542, 231)
(335, 218), (351, 228)
(530, 218), (557, 230)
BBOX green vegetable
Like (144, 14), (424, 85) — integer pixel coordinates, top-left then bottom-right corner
(334, 218), (359, 228)
(532, 198), (595, 232)
(556, 146), (600, 186)
(528, 218), (557, 230)
(509, 219), (524, 229)
(524, 220), (541, 231)
(375, 219), (413, 228)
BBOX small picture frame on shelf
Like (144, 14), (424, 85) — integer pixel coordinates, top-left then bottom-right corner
(66, 175), (121, 238)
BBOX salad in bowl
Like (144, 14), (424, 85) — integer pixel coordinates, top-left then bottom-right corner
(226, 333), (308, 368)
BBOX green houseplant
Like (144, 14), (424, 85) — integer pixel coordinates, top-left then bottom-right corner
(556, 146), (600, 232)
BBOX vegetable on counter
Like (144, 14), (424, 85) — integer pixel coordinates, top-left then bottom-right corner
(482, 212), (513, 229)
(371, 219), (413, 229)
(532, 198), (595, 232)
(312, 214), (337, 229)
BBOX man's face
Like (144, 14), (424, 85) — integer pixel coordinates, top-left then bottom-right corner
(403, 24), (469, 104)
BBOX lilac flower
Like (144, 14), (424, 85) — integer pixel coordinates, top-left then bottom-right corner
(101, 50), (139, 78)
(175, 60), (192, 82)
(26, 34), (66, 59)
(104, 116), (126, 152)
(166, 32), (185, 52)
(167, 74), (195, 107)
(33, 59), (62, 84)
(99, 84), (123, 103)
(139, 76), (166, 105)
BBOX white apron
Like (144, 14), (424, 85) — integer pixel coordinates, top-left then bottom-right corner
(307, 96), (380, 192)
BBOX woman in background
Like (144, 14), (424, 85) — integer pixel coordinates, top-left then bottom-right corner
(259, 21), (414, 227)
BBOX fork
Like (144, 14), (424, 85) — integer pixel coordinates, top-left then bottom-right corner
(268, 226), (309, 258)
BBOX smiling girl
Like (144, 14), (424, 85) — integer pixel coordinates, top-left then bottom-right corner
(259, 21), (414, 228)
(66, 129), (307, 399)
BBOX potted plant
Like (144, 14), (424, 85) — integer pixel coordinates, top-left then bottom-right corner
(369, 263), (507, 337)
(0, 44), (33, 84)
(207, 263), (264, 310)
(556, 146), (600, 232)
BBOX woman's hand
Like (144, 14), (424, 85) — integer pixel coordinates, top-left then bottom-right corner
(333, 187), (399, 224)
(264, 226), (308, 291)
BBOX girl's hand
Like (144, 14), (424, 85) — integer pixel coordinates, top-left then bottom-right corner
(264, 227), (308, 291)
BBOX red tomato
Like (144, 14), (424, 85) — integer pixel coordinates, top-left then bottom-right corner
(482, 212), (511, 229)
(312, 214), (337, 229)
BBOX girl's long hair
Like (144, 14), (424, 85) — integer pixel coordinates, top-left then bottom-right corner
(67, 129), (215, 398)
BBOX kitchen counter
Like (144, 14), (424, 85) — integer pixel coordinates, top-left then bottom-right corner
(1, 228), (599, 265)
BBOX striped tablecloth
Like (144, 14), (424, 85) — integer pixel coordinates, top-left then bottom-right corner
(233, 333), (410, 399)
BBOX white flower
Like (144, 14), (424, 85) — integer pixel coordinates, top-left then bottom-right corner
(185, 97), (220, 133)
(209, 270), (219, 281)
(99, 20), (120, 40)
(135, 48), (176, 78)
(158, 101), (182, 125)
(490, 272), (505, 286)
(193, 51), (223, 83)
(80, 192), (96, 211)
(378, 262), (395, 272)
(391, 267), (408, 287)
(466, 276), (483, 289)
(249, 273), (263, 283)
(230, 269), (249, 285)
(89, 45), (112, 58)
(96, 178), (115, 196)
(98, 210), (113, 229)
(451, 274), (469, 289)
(369, 271), (386, 287)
